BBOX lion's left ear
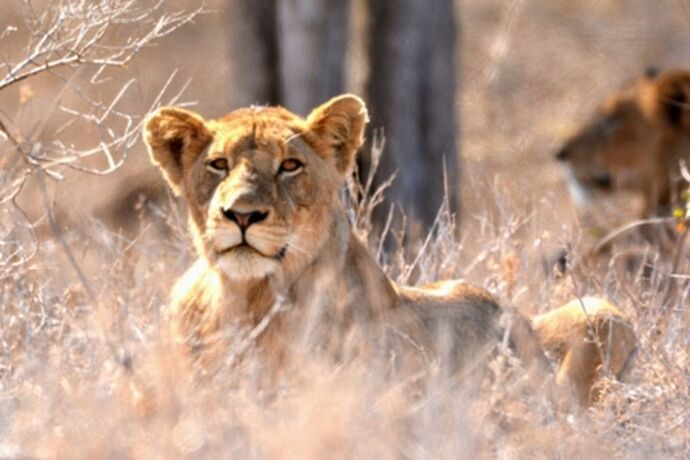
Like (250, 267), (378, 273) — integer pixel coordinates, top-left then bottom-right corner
(306, 94), (369, 174)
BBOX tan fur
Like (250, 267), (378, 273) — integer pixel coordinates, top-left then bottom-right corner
(532, 298), (636, 406)
(556, 68), (690, 217)
(143, 95), (635, 405)
(143, 95), (509, 373)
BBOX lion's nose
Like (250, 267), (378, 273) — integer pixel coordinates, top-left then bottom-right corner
(222, 208), (269, 230)
(555, 146), (569, 161)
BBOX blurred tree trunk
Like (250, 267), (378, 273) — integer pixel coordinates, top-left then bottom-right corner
(365, 0), (459, 230)
(228, 0), (280, 107)
(228, 0), (459, 232)
(277, 0), (350, 115)
(228, 0), (350, 116)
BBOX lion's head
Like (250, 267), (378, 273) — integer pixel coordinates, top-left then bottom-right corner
(143, 95), (368, 281)
(555, 68), (690, 213)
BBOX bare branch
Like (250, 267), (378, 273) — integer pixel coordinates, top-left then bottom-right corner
(0, 1), (204, 282)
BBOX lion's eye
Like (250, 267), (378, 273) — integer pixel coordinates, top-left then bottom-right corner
(279, 158), (304, 175)
(207, 158), (229, 175)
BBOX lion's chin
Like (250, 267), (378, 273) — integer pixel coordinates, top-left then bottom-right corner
(562, 165), (594, 207)
(215, 246), (280, 281)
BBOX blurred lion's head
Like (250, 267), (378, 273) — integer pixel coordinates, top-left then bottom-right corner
(556, 68), (690, 215)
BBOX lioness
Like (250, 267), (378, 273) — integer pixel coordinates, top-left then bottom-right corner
(143, 95), (634, 406)
(556, 68), (690, 218)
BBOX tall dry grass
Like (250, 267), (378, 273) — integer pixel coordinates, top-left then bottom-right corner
(1, 136), (688, 459)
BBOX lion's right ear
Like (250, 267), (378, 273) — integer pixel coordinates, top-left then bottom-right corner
(647, 71), (690, 130)
(143, 107), (213, 194)
(306, 94), (369, 175)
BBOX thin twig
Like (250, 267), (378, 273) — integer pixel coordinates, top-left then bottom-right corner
(594, 217), (674, 254)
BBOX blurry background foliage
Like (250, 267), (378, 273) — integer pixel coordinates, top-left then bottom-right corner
(3, 0), (690, 253)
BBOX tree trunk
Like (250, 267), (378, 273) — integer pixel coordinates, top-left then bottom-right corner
(366, 0), (459, 230)
(228, 0), (459, 233)
(229, 0), (350, 116)
(227, 0), (280, 107)
(277, 0), (350, 115)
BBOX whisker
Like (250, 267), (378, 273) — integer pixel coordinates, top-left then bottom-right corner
(252, 229), (290, 239)
(282, 240), (311, 256)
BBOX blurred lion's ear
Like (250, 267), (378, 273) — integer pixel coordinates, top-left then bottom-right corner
(143, 107), (212, 194)
(650, 71), (690, 130)
(306, 94), (369, 174)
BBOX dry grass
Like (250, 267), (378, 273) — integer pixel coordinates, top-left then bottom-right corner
(1, 138), (688, 458)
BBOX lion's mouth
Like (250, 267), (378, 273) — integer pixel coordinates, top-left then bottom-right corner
(218, 242), (262, 256)
(218, 242), (288, 260)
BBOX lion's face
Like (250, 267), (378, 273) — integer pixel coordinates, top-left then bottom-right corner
(556, 69), (690, 207)
(144, 95), (368, 281)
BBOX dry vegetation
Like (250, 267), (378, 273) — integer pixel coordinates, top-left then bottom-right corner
(1, 0), (689, 458)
